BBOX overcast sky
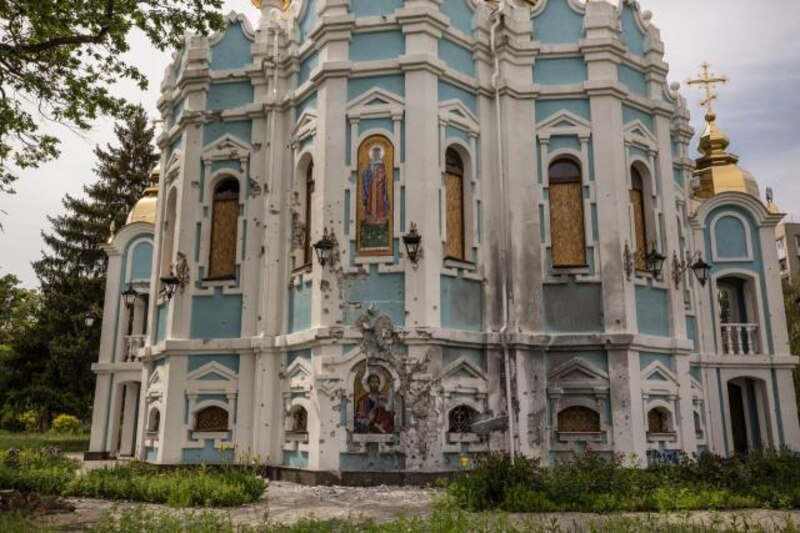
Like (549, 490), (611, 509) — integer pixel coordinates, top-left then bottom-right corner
(2, 0), (798, 288)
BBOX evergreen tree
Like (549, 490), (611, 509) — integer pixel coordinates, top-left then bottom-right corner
(782, 276), (800, 421)
(30, 106), (157, 421)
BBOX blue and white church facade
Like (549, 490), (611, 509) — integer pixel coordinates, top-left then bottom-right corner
(87, 0), (800, 474)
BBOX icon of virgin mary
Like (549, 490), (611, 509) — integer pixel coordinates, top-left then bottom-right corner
(362, 145), (390, 225)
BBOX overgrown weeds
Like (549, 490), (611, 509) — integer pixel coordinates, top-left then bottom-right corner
(0, 448), (266, 507)
(446, 450), (800, 513)
(0, 430), (89, 452)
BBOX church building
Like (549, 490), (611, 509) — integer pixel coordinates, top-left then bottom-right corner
(87, 0), (800, 476)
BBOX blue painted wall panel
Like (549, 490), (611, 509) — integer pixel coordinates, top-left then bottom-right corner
(298, 50), (319, 86)
(714, 216), (748, 258)
(188, 354), (240, 373)
(352, 0), (402, 17)
(156, 303), (167, 342)
(622, 105), (654, 133)
(289, 281), (312, 333)
(535, 99), (591, 121)
(439, 38), (475, 77)
(203, 120), (252, 146)
(182, 439), (234, 464)
(441, 0), (473, 35)
(343, 268), (405, 326)
(207, 82), (254, 111)
(441, 275), (482, 331)
(635, 285), (669, 337)
(534, 57), (587, 85)
(438, 80), (477, 113)
(210, 23), (252, 71)
(348, 75), (405, 101)
(299, 0), (318, 42)
(283, 450), (309, 468)
(620, 5), (646, 57)
(532, 0), (584, 44)
(618, 64), (648, 97)
(130, 241), (153, 282)
(350, 31), (405, 62)
(190, 289), (243, 339)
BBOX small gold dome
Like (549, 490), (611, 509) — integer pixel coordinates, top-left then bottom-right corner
(126, 167), (160, 225)
(251, 0), (291, 9)
(693, 113), (760, 199)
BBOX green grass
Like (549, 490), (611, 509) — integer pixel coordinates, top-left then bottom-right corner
(65, 462), (267, 507)
(0, 431), (89, 452)
(446, 451), (800, 514)
(0, 449), (266, 508)
(0, 512), (55, 533)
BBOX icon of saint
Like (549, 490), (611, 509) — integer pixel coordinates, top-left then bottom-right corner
(362, 145), (389, 225)
(355, 372), (394, 434)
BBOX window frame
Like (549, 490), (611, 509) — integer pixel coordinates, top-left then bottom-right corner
(548, 157), (588, 269)
(206, 177), (241, 281)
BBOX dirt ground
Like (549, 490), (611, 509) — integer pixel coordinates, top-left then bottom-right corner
(39, 481), (800, 531)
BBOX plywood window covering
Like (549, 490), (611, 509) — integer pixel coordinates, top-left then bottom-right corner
(557, 406), (600, 432)
(303, 163), (315, 268)
(548, 159), (586, 267)
(647, 408), (671, 434)
(208, 179), (240, 280)
(444, 148), (466, 261)
(448, 404), (479, 433)
(630, 166), (648, 270)
(195, 406), (229, 432)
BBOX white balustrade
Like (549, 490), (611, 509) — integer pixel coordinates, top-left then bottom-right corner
(123, 335), (147, 362)
(720, 323), (759, 355)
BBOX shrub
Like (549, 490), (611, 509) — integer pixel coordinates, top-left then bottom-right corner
(18, 410), (39, 432)
(0, 448), (77, 494)
(446, 450), (800, 514)
(51, 414), (82, 434)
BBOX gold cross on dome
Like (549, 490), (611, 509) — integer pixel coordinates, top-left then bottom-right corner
(687, 62), (729, 116)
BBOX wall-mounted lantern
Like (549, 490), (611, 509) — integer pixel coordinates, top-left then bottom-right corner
(313, 227), (336, 267)
(160, 269), (181, 301)
(624, 241), (666, 279)
(671, 251), (712, 288)
(121, 284), (139, 309)
(84, 313), (96, 329)
(402, 222), (422, 267)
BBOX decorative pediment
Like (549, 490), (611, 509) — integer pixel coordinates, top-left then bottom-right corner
(641, 361), (679, 386)
(292, 109), (319, 146)
(347, 88), (405, 120)
(536, 110), (592, 139)
(147, 368), (164, 395)
(624, 120), (658, 152)
(165, 150), (181, 174)
(284, 358), (313, 393)
(549, 357), (609, 383)
(202, 134), (251, 162)
(441, 356), (487, 383)
(439, 99), (479, 133)
(209, 12), (255, 46)
(187, 361), (238, 383)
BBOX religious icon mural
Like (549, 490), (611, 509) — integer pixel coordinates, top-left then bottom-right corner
(356, 135), (394, 255)
(353, 362), (395, 434)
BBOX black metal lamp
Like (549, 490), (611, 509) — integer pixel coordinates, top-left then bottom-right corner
(794, 295), (800, 312)
(160, 269), (181, 300)
(313, 227), (336, 267)
(402, 222), (422, 266)
(646, 248), (666, 278)
(121, 284), (139, 308)
(690, 256), (712, 287)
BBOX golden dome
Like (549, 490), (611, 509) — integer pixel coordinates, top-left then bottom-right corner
(126, 167), (160, 225)
(693, 113), (760, 200)
(251, 0), (291, 9)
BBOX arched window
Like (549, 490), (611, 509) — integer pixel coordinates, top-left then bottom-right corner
(161, 188), (178, 276)
(448, 404), (479, 434)
(647, 407), (672, 434)
(548, 158), (586, 268)
(290, 405), (308, 434)
(694, 411), (703, 436)
(208, 178), (240, 279)
(557, 406), (600, 433)
(195, 406), (229, 432)
(444, 148), (466, 261)
(147, 408), (161, 435)
(303, 163), (315, 267)
(630, 166), (648, 270)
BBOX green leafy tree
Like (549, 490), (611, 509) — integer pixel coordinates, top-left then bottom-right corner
(783, 276), (800, 419)
(0, 0), (223, 194)
(29, 106), (157, 421)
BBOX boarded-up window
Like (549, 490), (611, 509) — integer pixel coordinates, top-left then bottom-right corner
(549, 159), (586, 267)
(647, 407), (671, 434)
(630, 166), (647, 270)
(291, 406), (308, 433)
(195, 406), (229, 432)
(448, 404), (479, 433)
(208, 179), (240, 279)
(445, 148), (465, 260)
(557, 406), (600, 432)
